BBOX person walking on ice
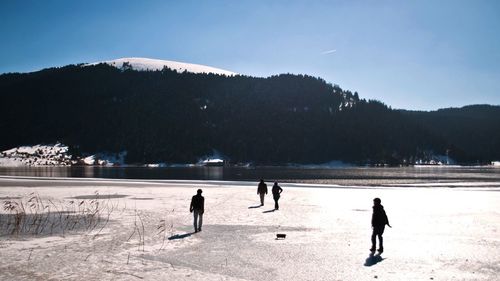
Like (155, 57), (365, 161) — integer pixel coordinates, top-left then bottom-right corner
(190, 189), (205, 233)
(272, 182), (283, 210)
(257, 179), (268, 206)
(370, 197), (391, 253)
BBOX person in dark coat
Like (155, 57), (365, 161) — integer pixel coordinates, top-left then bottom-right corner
(190, 189), (205, 233)
(272, 182), (283, 210)
(257, 179), (268, 206)
(370, 197), (391, 253)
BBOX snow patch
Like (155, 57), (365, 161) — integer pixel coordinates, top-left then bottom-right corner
(415, 154), (456, 165)
(94, 151), (127, 166)
(79, 151), (127, 166)
(0, 143), (72, 167)
(86, 57), (237, 76)
(0, 144), (127, 167)
(198, 150), (227, 166)
(82, 155), (95, 165)
(201, 158), (224, 166)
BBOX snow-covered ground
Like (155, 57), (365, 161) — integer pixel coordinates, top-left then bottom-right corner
(0, 177), (499, 280)
(200, 158), (225, 166)
(0, 144), (127, 167)
(87, 57), (237, 76)
(0, 144), (72, 167)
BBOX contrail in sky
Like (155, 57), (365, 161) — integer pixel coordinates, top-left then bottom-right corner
(321, 49), (337, 55)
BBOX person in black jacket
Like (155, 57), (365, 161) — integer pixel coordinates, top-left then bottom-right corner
(370, 197), (391, 253)
(257, 179), (268, 206)
(190, 189), (205, 233)
(272, 182), (283, 210)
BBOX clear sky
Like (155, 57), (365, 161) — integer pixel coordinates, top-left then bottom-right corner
(1, 0), (499, 110)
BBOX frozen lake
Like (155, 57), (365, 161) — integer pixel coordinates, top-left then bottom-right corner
(0, 177), (499, 280)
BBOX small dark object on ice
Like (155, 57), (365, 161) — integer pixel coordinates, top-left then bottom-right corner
(276, 233), (286, 239)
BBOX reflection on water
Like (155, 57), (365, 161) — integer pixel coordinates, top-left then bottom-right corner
(0, 166), (73, 178)
(1, 166), (500, 185)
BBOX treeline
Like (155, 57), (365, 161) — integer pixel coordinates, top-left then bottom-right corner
(1, 64), (498, 165)
(401, 105), (500, 163)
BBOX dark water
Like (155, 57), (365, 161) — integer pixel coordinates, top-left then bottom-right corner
(1, 166), (500, 185)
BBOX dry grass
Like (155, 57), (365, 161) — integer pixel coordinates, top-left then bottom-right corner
(1, 191), (117, 237)
(126, 208), (146, 251)
(156, 208), (175, 251)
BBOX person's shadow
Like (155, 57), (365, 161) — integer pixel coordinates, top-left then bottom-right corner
(364, 252), (384, 266)
(168, 232), (194, 240)
(248, 205), (262, 209)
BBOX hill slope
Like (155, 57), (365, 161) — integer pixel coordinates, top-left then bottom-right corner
(401, 105), (500, 162)
(1, 61), (499, 165)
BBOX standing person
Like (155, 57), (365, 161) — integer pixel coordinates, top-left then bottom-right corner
(272, 182), (283, 210)
(190, 189), (205, 233)
(257, 179), (268, 206)
(370, 197), (391, 253)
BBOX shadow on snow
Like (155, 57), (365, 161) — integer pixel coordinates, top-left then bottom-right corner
(168, 232), (194, 240)
(364, 252), (385, 266)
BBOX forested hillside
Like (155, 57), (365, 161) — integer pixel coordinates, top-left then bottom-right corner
(1, 64), (498, 165)
(401, 105), (500, 163)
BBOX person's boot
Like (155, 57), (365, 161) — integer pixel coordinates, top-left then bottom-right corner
(369, 247), (375, 252)
(377, 247), (383, 253)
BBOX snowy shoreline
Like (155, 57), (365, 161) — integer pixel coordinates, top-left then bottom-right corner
(1, 177), (499, 280)
(3, 143), (500, 169)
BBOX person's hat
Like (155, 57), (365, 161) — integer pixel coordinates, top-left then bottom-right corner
(373, 198), (381, 203)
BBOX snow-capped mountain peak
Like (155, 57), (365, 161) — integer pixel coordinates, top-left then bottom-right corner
(87, 57), (237, 76)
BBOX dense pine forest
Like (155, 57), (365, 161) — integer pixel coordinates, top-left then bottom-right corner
(1, 64), (499, 165)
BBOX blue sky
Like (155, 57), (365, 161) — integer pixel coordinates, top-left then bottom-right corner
(1, 0), (499, 110)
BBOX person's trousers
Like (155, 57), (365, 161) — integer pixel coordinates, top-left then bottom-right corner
(193, 210), (203, 232)
(371, 225), (385, 249)
(273, 195), (280, 210)
(259, 193), (265, 205)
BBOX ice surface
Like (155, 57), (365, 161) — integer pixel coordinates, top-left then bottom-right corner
(0, 177), (499, 280)
(290, 160), (353, 168)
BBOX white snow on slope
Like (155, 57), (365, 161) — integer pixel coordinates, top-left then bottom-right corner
(87, 57), (237, 76)
(0, 143), (72, 166)
(0, 144), (127, 167)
